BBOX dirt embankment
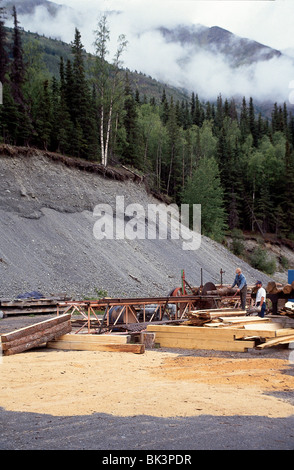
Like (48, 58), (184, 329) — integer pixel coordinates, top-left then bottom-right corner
(0, 145), (273, 300)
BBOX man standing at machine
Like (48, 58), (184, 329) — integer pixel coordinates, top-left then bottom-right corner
(231, 267), (247, 310)
(255, 280), (266, 317)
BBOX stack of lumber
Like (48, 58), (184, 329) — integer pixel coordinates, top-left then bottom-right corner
(279, 301), (294, 318)
(0, 314), (72, 356)
(0, 297), (69, 316)
(146, 309), (294, 352)
(186, 308), (247, 326)
(47, 334), (145, 354)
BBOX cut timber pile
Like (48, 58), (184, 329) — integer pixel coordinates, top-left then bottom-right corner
(186, 308), (247, 326)
(0, 297), (69, 316)
(147, 309), (294, 352)
(47, 334), (145, 354)
(279, 301), (294, 318)
(0, 314), (72, 356)
(266, 280), (294, 295)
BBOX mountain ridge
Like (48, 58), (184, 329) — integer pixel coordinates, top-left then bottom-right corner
(2, 0), (292, 105)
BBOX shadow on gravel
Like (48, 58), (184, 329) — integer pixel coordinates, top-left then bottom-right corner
(0, 408), (293, 450)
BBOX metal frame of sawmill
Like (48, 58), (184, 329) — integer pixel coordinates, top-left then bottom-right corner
(57, 294), (222, 334)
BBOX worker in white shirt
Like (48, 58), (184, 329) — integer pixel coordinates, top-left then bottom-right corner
(255, 280), (266, 317)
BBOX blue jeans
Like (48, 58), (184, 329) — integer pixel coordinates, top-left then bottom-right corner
(257, 301), (266, 318)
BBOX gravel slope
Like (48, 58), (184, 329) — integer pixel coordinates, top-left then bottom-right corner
(0, 150), (272, 300)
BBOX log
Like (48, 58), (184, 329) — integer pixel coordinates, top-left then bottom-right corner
(283, 284), (293, 294)
(206, 287), (238, 296)
(266, 281), (277, 293)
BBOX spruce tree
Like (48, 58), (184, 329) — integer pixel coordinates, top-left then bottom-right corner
(35, 79), (52, 150)
(10, 6), (25, 105)
(0, 0), (8, 83)
(249, 97), (258, 147)
(181, 157), (227, 242)
(121, 74), (141, 167)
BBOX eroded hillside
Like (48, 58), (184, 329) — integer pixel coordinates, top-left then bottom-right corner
(0, 146), (272, 299)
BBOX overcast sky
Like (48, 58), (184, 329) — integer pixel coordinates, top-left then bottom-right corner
(9, 0), (294, 102)
(57, 0), (294, 52)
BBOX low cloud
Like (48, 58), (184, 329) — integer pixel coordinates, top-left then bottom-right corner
(5, 3), (294, 104)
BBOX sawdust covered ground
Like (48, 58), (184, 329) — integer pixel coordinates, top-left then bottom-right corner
(1, 339), (294, 419)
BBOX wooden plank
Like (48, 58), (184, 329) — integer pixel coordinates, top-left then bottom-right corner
(56, 334), (130, 344)
(147, 324), (259, 339)
(2, 307), (64, 315)
(256, 334), (294, 349)
(147, 325), (236, 340)
(1, 314), (71, 343)
(0, 299), (59, 307)
(220, 316), (270, 324)
(234, 329), (278, 340)
(1, 321), (72, 350)
(2, 322), (72, 356)
(243, 322), (283, 330)
(275, 328), (294, 336)
(152, 335), (256, 352)
(47, 341), (145, 354)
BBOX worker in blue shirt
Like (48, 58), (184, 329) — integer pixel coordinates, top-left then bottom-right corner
(231, 267), (247, 310)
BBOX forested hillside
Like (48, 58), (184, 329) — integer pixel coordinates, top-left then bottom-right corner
(1, 6), (294, 250)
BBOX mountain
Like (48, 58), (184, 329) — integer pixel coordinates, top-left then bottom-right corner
(3, 25), (189, 104)
(2, 0), (63, 16)
(3, 0), (294, 106)
(158, 24), (282, 68)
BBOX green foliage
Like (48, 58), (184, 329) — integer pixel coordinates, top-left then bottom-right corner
(279, 255), (289, 270)
(249, 246), (276, 275)
(230, 228), (245, 256)
(181, 157), (227, 242)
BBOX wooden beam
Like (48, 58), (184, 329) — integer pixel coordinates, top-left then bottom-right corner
(151, 335), (255, 352)
(56, 334), (130, 344)
(47, 340), (145, 354)
(1, 314), (72, 356)
(256, 334), (294, 349)
(2, 322), (72, 356)
(1, 314), (71, 343)
(1, 321), (72, 350)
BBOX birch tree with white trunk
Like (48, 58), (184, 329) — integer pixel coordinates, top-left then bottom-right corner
(93, 14), (127, 167)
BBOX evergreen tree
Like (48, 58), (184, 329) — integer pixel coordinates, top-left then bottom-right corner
(249, 97), (258, 147)
(0, 1), (8, 83)
(35, 79), (52, 150)
(160, 89), (169, 125)
(10, 6), (25, 105)
(181, 156), (227, 242)
(239, 97), (249, 142)
(121, 74), (141, 167)
(165, 97), (180, 197)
